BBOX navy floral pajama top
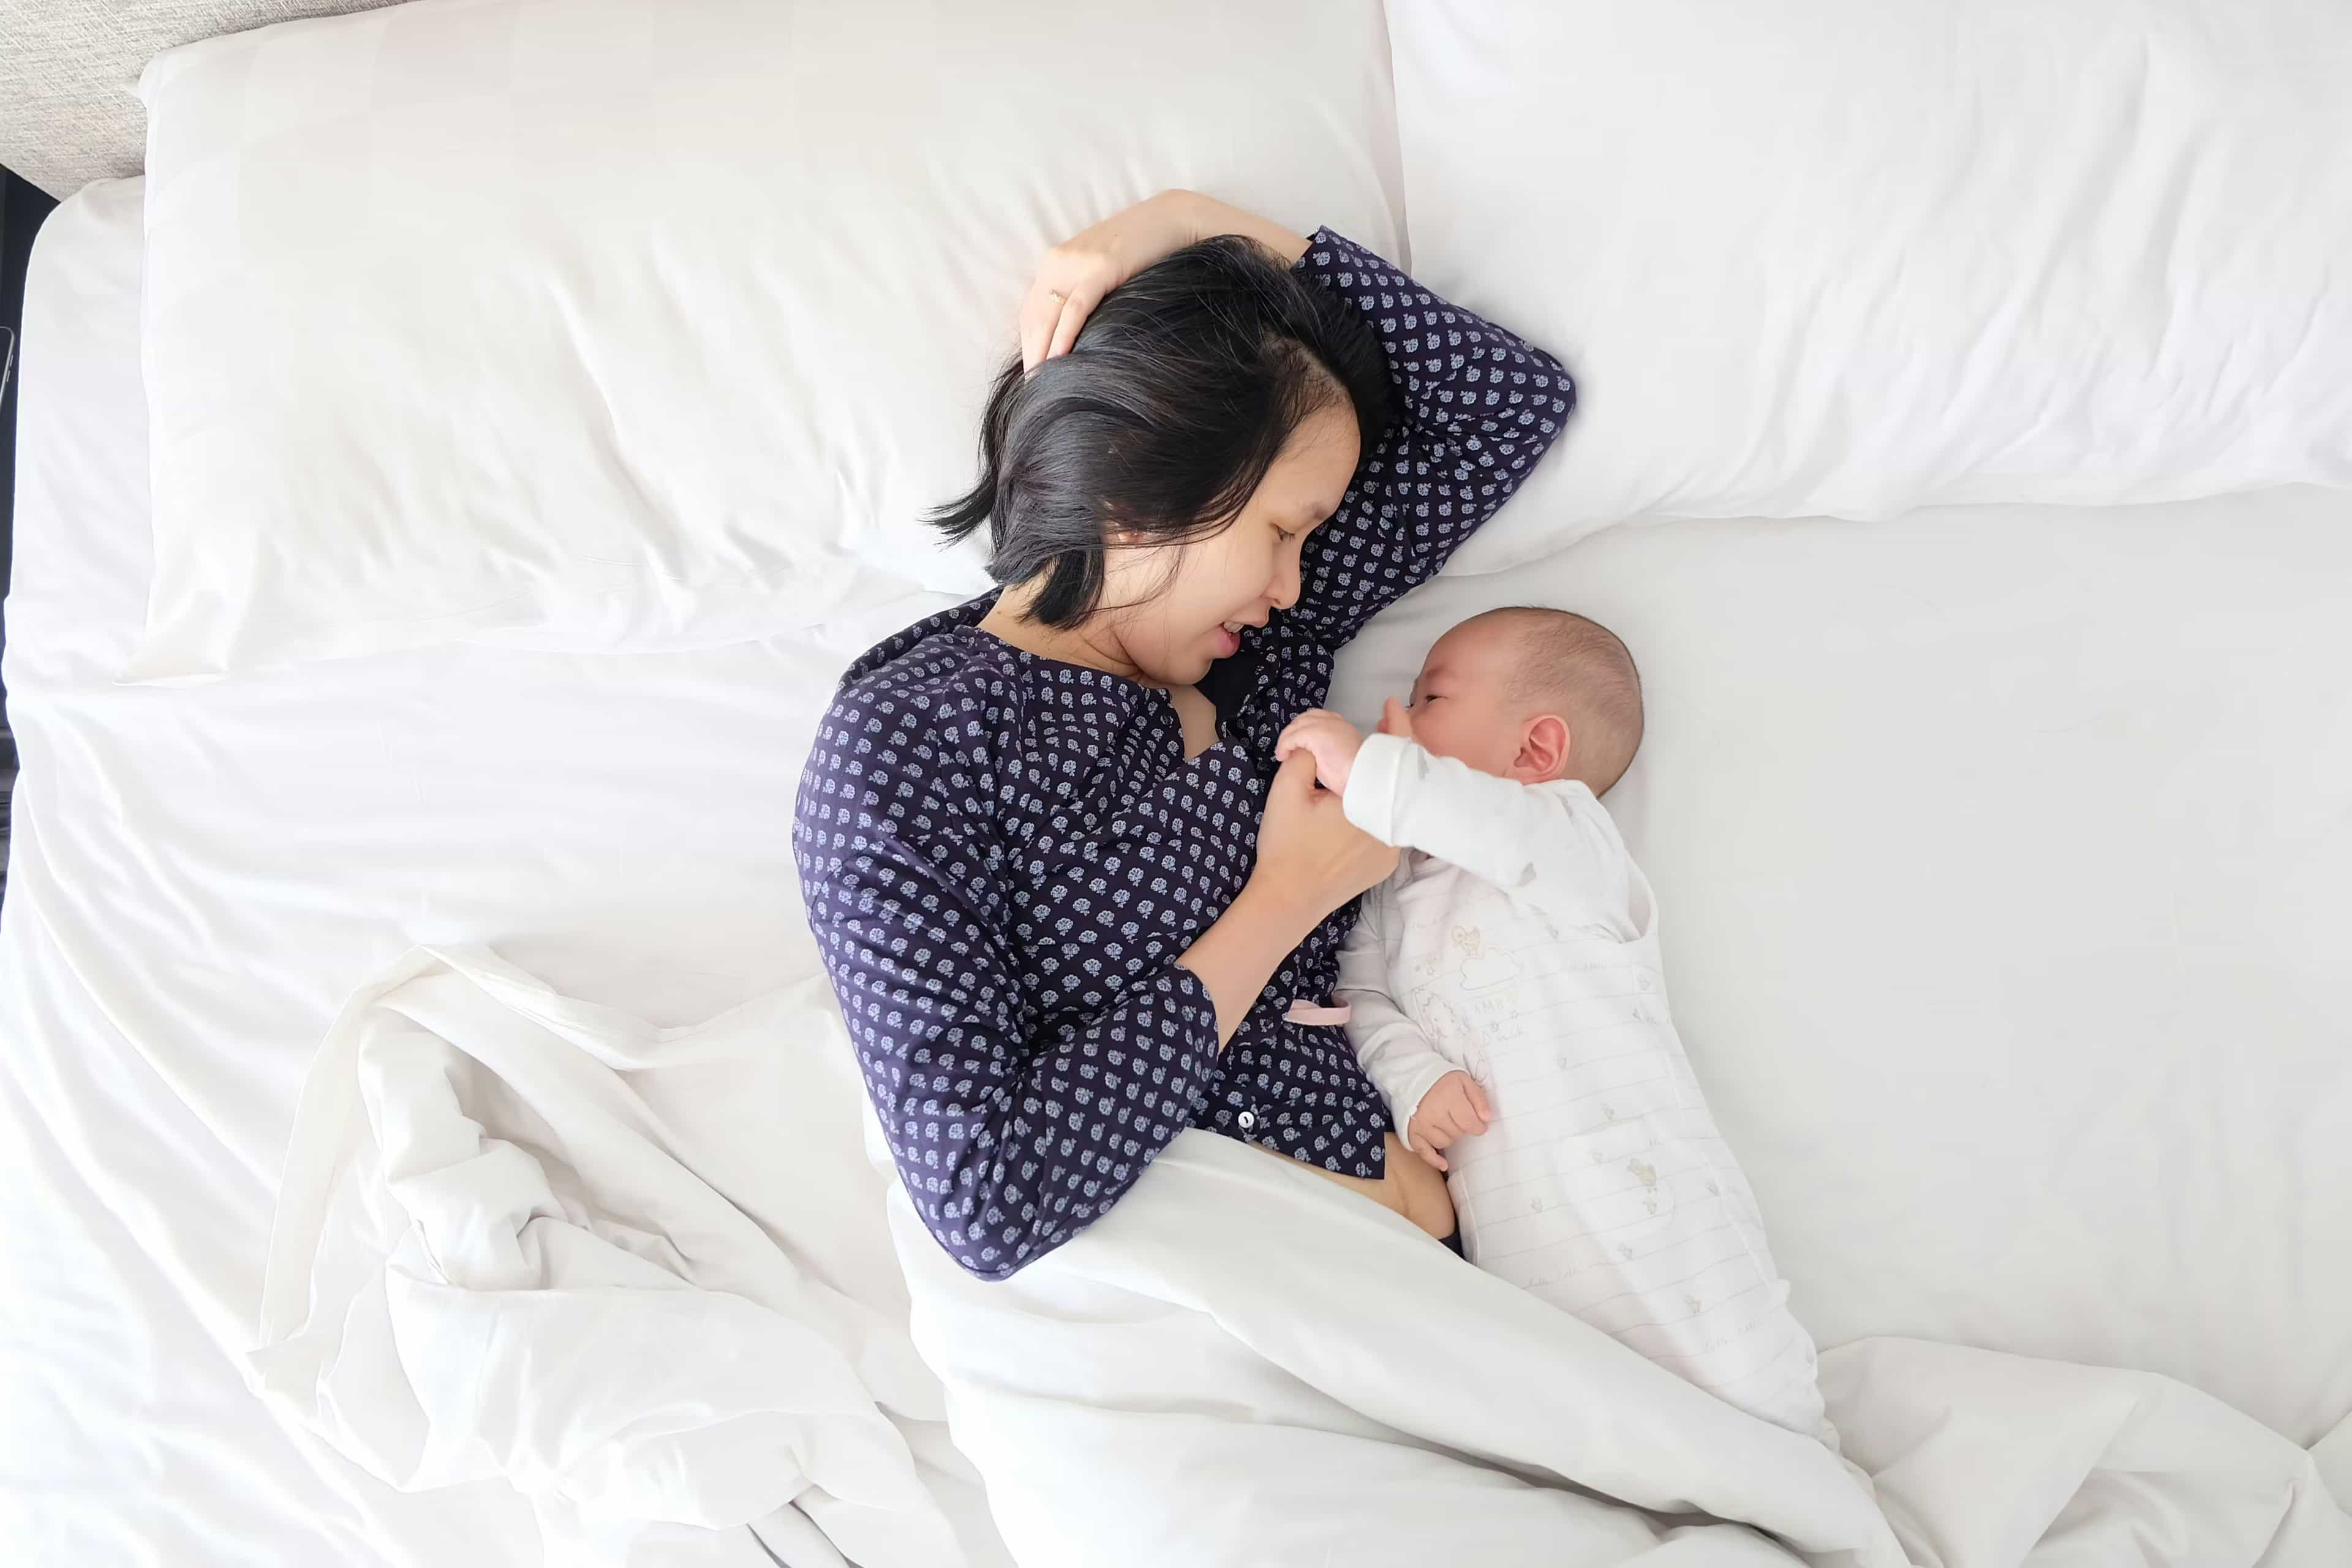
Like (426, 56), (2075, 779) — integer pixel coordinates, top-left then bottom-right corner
(795, 229), (1572, 1278)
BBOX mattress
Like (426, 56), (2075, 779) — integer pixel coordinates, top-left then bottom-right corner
(3, 181), (2347, 1563)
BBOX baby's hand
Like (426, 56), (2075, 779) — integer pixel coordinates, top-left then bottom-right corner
(1274, 708), (1365, 794)
(1376, 696), (1415, 742)
(1405, 1070), (1494, 1173)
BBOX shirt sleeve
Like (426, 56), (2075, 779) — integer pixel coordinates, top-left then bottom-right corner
(1285, 228), (1575, 650)
(796, 696), (1222, 1281)
(1335, 889), (1461, 1148)
(1341, 733), (1646, 940)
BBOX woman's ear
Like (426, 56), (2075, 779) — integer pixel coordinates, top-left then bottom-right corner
(1515, 714), (1573, 783)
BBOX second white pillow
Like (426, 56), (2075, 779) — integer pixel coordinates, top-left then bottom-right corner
(1389, 0), (2352, 568)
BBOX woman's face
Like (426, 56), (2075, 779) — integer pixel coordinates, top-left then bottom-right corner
(1097, 402), (1362, 688)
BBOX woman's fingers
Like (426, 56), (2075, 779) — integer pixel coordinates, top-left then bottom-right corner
(1044, 284), (1098, 362)
(1020, 260), (1089, 369)
(1020, 260), (1111, 370)
(1020, 194), (1207, 368)
(1019, 277), (1062, 372)
(1271, 748), (1319, 799)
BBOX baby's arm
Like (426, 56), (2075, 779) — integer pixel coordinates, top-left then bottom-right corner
(1336, 894), (1460, 1152)
(1342, 733), (1640, 937)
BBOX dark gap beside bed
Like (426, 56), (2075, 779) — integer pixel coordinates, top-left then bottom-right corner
(2, 165), (62, 897)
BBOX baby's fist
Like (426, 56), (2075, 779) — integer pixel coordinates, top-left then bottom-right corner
(1274, 708), (1365, 794)
(1405, 1070), (1494, 1173)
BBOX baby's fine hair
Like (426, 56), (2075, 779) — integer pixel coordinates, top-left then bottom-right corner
(1466, 606), (1645, 795)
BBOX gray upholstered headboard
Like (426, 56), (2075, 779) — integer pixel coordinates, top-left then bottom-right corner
(0, 0), (405, 197)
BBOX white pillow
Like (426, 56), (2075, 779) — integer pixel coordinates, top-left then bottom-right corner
(1386, 0), (2352, 570)
(132, 0), (1405, 677)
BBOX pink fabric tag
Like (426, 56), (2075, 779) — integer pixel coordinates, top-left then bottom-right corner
(1284, 1000), (1352, 1027)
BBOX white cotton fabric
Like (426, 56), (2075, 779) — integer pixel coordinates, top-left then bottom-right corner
(127, 0), (1404, 676)
(891, 1126), (2352, 1568)
(251, 946), (1008, 1568)
(1339, 734), (1828, 1438)
(1389, 0), (2352, 570)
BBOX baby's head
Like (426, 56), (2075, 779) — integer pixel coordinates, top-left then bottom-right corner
(1401, 607), (1643, 795)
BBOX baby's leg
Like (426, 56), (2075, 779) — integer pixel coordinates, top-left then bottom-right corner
(1259, 1134), (1456, 1241)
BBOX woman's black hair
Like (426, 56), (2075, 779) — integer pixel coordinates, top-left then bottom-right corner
(929, 235), (1390, 627)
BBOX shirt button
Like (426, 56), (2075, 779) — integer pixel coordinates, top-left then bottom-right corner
(1238, 1110), (1257, 1133)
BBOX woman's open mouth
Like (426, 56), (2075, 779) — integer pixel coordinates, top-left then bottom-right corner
(1212, 621), (1244, 658)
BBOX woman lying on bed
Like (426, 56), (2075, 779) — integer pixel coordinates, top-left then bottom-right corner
(794, 190), (1572, 1278)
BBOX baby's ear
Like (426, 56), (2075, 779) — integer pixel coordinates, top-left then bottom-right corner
(1518, 714), (1573, 782)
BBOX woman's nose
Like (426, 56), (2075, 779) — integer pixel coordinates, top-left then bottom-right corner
(1269, 556), (1302, 611)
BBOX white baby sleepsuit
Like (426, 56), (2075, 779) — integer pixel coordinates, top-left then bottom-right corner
(1337, 733), (1830, 1439)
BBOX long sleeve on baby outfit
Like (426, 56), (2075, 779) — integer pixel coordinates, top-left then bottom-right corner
(1342, 733), (1645, 938)
(1336, 900), (1460, 1145)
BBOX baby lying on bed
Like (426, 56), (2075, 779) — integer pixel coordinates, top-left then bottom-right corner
(1277, 608), (1832, 1441)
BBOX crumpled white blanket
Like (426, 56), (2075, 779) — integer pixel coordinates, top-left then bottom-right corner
(256, 947), (2351, 1566)
(889, 1127), (2352, 1567)
(251, 946), (1009, 1567)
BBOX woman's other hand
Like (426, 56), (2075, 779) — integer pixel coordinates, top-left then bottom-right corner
(1252, 750), (1397, 918)
(1179, 751), (1395, 1047)
(1020, 190), (1310, 371)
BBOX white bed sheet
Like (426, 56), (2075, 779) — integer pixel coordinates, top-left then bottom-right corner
(4, 180), (2347, 1562)
(1335, 493), (2352, 1447)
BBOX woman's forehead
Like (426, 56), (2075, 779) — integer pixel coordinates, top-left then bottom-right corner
(1267, 404), (1360, 508)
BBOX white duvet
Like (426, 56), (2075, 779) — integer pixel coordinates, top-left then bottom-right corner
(257, 948), (2352, 1566)
(252, 947), (1006, 1566)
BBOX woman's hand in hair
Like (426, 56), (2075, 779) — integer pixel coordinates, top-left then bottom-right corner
(1020, 190), (1311, 371)
(1250, 750), (1398, 920)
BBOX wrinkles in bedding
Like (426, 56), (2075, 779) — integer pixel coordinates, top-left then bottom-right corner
(0, 512), (932, 1562)
(0, 178), (966, 1565)
(0, 178), (540, 1566)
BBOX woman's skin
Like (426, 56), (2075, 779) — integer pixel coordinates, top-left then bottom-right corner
(973, 190), (1456, 1243)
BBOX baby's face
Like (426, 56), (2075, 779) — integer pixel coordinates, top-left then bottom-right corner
(1403, 620), (1536, 780)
